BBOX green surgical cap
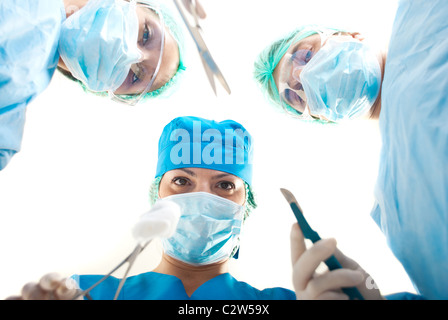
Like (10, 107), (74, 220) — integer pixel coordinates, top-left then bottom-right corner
(58, 0), (186, 101)
(253, 25), (346, 118)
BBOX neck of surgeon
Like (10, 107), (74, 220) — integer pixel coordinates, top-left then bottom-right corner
(153, 254), (229, 297)
(63, 0), (88, 17)
(368, 49), (387, 120)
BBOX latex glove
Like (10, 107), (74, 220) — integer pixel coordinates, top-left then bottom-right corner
(290, 223), (383, 300)
(182, 0), (206, 19)
(5, 273), (82, 300)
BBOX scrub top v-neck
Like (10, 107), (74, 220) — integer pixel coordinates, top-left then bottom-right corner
(77, 272), (296, 300)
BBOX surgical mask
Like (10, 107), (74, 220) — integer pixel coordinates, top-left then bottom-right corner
(161, 192), (244, 266)
(300, 39), (382, 122)
(59, 0), (142, 93)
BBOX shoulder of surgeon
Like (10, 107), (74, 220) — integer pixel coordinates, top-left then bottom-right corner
(226, 275), (296, 300)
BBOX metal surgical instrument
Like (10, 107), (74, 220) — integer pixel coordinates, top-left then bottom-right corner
(280, 188), (365, 300)
(73, 241), (151, 300)
(173, 0), (231, 95)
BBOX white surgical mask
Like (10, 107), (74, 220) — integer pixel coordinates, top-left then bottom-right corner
(160, 192), (244, 266)
(59, 0), (142, 92)
(300, 38), (382, 122)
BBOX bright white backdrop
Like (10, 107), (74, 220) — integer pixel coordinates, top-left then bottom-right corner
(0, 0), (416, 298)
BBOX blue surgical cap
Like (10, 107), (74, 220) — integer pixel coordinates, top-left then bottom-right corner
(156, 116), (254, 185)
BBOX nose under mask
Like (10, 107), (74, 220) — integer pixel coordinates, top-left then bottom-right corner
(59, 0), (142, 92)
(160, 192), (244, 266)
(300, 38), (382, 122)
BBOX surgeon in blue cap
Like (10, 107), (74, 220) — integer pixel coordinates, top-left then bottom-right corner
(72, 116), (299, 300)
(9, 116), (422, 300)
(6, 116), (293, 300)
(0, 0), (185, 171)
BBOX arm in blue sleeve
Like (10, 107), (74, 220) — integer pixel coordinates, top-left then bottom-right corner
(385, 292), (426, 300)
(0, 0), (65, 170)
(0, 103), (27, 171)
(0, 150), (16, 170)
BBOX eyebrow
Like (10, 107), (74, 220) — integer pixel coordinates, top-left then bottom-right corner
(178, 168), (197, 177)
(176, 169), (234, 180)
(289, 43), (301, 56)
(211, 173), (233, 180)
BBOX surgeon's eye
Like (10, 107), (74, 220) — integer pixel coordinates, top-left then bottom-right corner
(284, 89), (305, 113)
(217, 181), (236, 191)
(132, 72), (139, 84)
(143, 24), (152, 45)
(172, 177), (190, 186)
(130, 64), (144, 84)
(305, 50), (313, 63)
(291, 49), (314, 66)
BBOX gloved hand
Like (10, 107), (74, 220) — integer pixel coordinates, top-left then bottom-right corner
(5, 273), (82, 300)
(290, 223), (384, 300)
(182, 0), (206, 19)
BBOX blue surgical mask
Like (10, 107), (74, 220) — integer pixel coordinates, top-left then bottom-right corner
(161, 192), (244, 266)
(59, 0), (142, 92)
(300, 39), (382, 122)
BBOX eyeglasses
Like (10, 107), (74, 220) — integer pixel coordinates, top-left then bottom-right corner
(108, 1), (166, 106)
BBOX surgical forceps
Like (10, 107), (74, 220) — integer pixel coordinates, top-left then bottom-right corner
(173, 0), (231, 95)
(73, 241), (151, 300)
(72, 201), (180, 300)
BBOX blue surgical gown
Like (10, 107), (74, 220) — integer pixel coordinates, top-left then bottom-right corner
(372, 0), (448, 299)
(0, 0), (65, 170)
(77, 272), (296, 300)
(76, 272), (421, 300)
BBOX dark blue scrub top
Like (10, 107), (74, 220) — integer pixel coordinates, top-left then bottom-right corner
(77, 272), (297, 300)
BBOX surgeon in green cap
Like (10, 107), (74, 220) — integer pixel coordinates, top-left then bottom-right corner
(254, 5), (448, 300)
(253, 25), (385, 123)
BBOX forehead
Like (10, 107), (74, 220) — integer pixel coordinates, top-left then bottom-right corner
(288, 33), (321, 52)
(136, 4), (158, 20)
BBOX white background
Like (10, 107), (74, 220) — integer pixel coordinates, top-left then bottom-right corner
(0, 0), (417, 298)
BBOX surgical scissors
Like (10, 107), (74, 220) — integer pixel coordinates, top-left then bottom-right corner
(173, 0), (231, 95)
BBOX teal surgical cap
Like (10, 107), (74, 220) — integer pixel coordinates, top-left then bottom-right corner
(156, 116), (254, 185)
(253, 25), (346, 117)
